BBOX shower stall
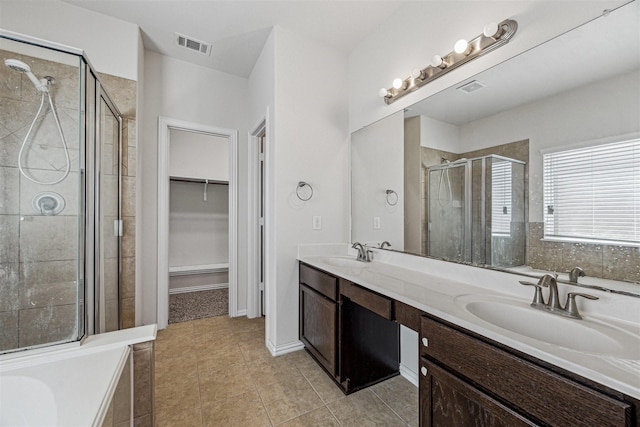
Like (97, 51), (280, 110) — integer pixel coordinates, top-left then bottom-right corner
(0, 31), (122, 354)
(427, 155), (526, 267)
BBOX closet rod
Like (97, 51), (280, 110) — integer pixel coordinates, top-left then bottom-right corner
(169, 176), (229, 185)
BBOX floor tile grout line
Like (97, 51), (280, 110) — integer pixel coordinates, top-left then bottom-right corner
(253, 379), (276, 427)
(324, 401), (345, 427)
(370, 387), (409, 425)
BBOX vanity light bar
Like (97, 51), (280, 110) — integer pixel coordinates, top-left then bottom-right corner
(380, 19), (518, 105)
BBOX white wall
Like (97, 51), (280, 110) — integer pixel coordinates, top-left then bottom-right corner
(264, 27), (350, 352)
(420, 115), (459, 153)
(348, 0), (629, 133)
(459, 70), (640, 223)
(0, 0), (139, 80)
(141, 51), (249, 324)
(352, 111), (404, 249)
(169, 181), (229, 267)
(169, 130), (229, 181)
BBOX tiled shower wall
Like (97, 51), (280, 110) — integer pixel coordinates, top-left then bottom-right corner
(0, 50), (81, 351)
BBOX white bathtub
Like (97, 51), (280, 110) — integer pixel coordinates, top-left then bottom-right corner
(0, 325), (156, 427)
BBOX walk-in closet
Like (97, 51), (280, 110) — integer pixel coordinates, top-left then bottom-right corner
(168, 129), (229, 322)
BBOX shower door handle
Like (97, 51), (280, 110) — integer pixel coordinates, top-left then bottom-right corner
(114, 219), (123, 237)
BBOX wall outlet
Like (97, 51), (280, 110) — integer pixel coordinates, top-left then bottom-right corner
(313, 215), (322, 230)
(373, 216), (381, 229)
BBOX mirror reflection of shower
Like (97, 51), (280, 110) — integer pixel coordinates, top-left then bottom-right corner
(4, 58), (70, 185)
(427, 155), (525, 267)
(437, 157), (468, 208)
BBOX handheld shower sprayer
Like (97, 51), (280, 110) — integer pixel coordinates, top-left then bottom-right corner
(5, 58), (69, 185)
(4, 59), (48, 92)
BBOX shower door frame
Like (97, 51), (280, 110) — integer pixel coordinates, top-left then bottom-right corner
(93, 81), (123, 334)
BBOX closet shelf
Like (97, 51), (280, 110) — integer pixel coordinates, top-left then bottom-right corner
(170, 176), (228, 185)
(169, 263), (229, 276)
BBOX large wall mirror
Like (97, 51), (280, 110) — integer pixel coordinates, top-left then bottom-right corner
(351, 1), (639, 294)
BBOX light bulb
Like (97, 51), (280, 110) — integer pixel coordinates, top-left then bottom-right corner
(392, 78), (404, 90)
(483, 22), (500, 38)
(454, 39), (470, 55)
(378, 87), (390, 98)
(411, 68), (424, 80)
(431, 55), (445, 68)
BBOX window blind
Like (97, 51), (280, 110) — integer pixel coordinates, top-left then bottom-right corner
(491, 160), (512, 235)
(543, 138), (640, 244)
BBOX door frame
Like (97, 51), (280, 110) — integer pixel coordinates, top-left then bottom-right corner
(247, 116), (266, 319)
(157, 116), (238, 329)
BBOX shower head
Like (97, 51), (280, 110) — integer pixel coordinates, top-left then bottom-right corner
(5, 58), (31, 73)
(4, 59), (47, 92)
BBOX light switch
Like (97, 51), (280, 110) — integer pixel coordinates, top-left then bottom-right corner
(312, 216), (322, 230)
(373, 217), (381, 229)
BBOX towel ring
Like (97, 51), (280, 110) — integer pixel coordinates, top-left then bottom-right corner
(386, 189), (398, 206)
(296, 181), (313, 201)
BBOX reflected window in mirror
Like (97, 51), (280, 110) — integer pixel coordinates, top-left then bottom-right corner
(543, 136), (640, 245)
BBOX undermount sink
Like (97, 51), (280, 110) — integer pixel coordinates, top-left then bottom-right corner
(455, 294), (640, 359)
(321, 256), (367, 270)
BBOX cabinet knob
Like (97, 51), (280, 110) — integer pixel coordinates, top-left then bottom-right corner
(421, 366), (428, 376)
(421, 337), (429, 347)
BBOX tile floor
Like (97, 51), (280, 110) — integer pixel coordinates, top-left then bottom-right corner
(154, 315), (419, 426)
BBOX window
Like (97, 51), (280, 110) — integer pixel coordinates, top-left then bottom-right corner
(491, 160), (512, 236)
(543, 137), (640, 244)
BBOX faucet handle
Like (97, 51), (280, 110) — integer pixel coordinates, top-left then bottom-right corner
(563, 292), (599, 319)
(519, 281), (545, 306)
(365, 249), (374, 262)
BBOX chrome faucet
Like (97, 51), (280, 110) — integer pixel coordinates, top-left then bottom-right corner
(351, 242), (372, 262)
(380, 241), (391, 249)
(519, 274), (598, 319)
(569, 267), (585, 283)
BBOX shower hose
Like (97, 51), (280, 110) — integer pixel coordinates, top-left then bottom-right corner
(18, 89), (70, 185)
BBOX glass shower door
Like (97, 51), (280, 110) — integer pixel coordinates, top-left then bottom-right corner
(97, 90), (121, 333)
(427, 163), (468, 262)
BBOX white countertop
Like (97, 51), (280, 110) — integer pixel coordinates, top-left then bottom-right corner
(298, 244), (640, 399)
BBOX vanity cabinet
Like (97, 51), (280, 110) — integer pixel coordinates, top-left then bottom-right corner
(299, 263), (339, 376)
(339, 279), (399, 393)
(299, 262), (399, 393)
(419, 315), (633, 427)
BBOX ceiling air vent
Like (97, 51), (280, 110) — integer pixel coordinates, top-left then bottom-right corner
(175, 32), (212, 56)
(457, 80), (486, 94)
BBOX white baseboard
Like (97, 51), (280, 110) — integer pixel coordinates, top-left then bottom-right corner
(235, 309), (247, 317)
(268, 340), (305, 357)
(168, 283), (228, 295)
(400, 363), (419, 387)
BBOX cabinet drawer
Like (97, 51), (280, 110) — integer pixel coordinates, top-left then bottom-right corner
(300, 263), (337, 301)
(395, 300), (424, 332)
(340, 280), (392, 320)
(421, 316), (631, 427)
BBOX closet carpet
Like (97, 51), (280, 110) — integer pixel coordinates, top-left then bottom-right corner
(169, 289), (229, 323)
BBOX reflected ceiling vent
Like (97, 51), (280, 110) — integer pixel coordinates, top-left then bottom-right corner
(457, 80), (486, 94)
(175, 32), (212, 56)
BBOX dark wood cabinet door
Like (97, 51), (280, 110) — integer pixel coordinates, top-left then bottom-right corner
(299, 283), (338, 376)
(420, 359), (538, 427)
(421, 316), (632, 427)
